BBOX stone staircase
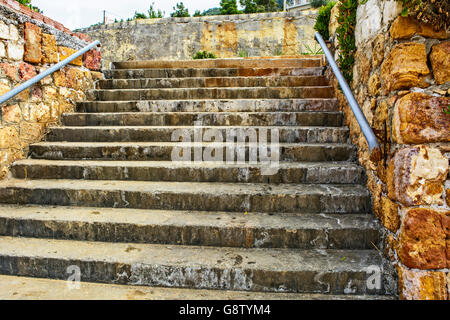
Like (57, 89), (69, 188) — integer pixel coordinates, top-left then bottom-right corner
(0, 57), (390, 299)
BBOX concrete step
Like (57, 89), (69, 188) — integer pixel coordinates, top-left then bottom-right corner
(45, 126), (349, 143)
(88, 87), (335, 101)
(96, 76), (329, 89)
(0, 205), (379, 249)
(112, 58), (322, 70)
(0, 179), (369, 213)
(0, 275), (395, 300)
(61, 112), (343, 127)
(28, 142), (356, 162)
(11, 160), (364, 184)
(104, 67), (325, 79)
(0, 236), (385, 294)
(76, 99), (339, 113)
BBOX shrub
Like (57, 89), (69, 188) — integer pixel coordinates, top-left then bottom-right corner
(171, 2), (190, 17)
(336, 0), (357, 85)
(395, 0), (449, 30)
(313, 1), (336, 40)
(193, 51), (217, 59)
(311, 0), (329, 8)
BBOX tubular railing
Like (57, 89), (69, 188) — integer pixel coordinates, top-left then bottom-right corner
(0, 40), (100, 105)
(314, 32), (380, 159)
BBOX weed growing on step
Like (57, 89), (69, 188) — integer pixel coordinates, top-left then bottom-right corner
(193, 51), (217, 59)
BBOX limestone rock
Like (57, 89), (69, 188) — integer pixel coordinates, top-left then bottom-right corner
(24, 22), (42, 64)
(398, 208), (448, 270)
(398, 266), (448, 300)
(1, 104), (21, 123)
(0, 79), (10, 96)
(83, 49), (101, 71)
(6, 42), (24, 61)
(355, 0), (382, 46)
(58, 47), (83, 66)
(368, 73), (381, 96)
(417, 23), (448, 40)
(19, 62), (36, 81)
(0, 63), (18, 81)
(430, 41), (450, 85)
(41, 33), (58, 64)
(390, 16), (417, 40)
(386, 145), (448, 206)
(371, 34), (384, 69)
(0, 125), (19, 149)
(378, 196), (400, 233)
(328, 2), (340, 37)
(393, 93), (450, 144)
(381, 43), (430, 93)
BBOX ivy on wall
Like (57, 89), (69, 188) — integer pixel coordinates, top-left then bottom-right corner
(335, 0), (358, 85)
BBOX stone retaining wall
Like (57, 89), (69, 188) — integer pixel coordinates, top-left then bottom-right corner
(0, 2), (102, 179)
(328, 0), (449, 299)
(78, 10), (318, 68)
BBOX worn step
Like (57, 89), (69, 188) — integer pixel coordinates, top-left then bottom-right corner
(104, 67), (325, 80)
(61, 112), (343, 127)
(0, 275), (395, 300)
(96, 76), (329, 89)
(76, 99), (339, 113)
(11, 160), (364, 184)
(0, 236), (384, 294)
(0, 179), (369, 213)
(45, 126), (349, 143)
(88, 87), (335, 101)
(112, 58), (322, 70)
(0, 205), (379, 249)
(29, 142), (356, 162)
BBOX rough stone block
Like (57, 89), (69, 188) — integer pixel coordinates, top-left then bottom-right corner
(393, 93), (450, 144)
(41, 33), (58, 64)
(386, 145), (448, 206)
(58, 47), (83, 66)
(9, 24), (19, 41)
(22, 103), (51, 123)
(378, 196), (400, 233)
(399, 208), (448, 270)
(430, 41), (450, 85)
(83, 49), (101, 71)
(328, 3), (340, 37)
(0, 79), (10, 96)
(6, 42), (24, 61)
(390, 16), (417, 39)
(355, 0), (381, 46)
(19, 121), (45, 144)
(0, 63), (18, 81)
(398, 266), (448, 300)
(24, 22), (42, 64)
(0, 20), (10, 40)
(0, 42), (5, 58)
(368, 73), (380, 96)
(19, 62), (36, 81)
(417, 23), (448, 40)
(53, 69), (66, 87)
(65, 67), (84, 90)
(381, 43), (430, 93)
(1, 104), (21, 123)
(0, 125), (19, 149)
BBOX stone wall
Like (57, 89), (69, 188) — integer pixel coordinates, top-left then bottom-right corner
(78, 10), (318, 68)
(0, 1), (102, 179)
(328, 0), (449, 299)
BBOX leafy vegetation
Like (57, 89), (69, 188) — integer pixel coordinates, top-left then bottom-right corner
(302, 43), (324, 55)
(313, 1), (336, 40)
(15, 0), (42, 13)
(239, 0), (281, 14)
(202, 8), (222, 16)
(336, 0), (358, 85)
(220, 0), (242, 15)
(193, 51), (217, 59)
(171, 2), (190, 17)
(311, 0), (330, 8)
(238, 49), (250, 57)
(395, 0), (449, 30)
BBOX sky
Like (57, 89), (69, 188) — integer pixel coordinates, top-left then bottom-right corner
(32, 0), (222, 30)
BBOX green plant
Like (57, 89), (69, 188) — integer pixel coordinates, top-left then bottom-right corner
(193, 51), (217, 59)
(311, 0), (329, 8)
(395, 0), (449, 30)
(240, 0), (280, 13)
(302, 43), (324, 55)
(147, 3), (164, 18)
(16, 0), (42, 13)
(202, 8), (222, 16)
(313, 1), (336, 40)
(220, 0), (242, 15)
(273, 47), (283, 56)
(193, 10), (202, 17)
(444, 105), (450, 115)
(238, 49), (249, 57)
(336, 0), (358, 85)
(171, 2), (190, 17)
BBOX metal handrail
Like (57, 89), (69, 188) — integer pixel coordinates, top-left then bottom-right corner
(314, 32), (380, 157)
(0, 40), (100, 105)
